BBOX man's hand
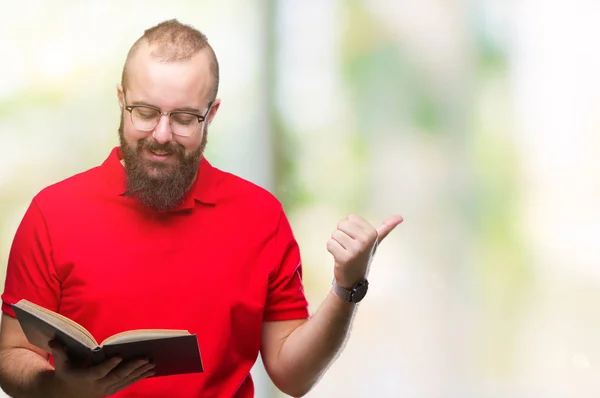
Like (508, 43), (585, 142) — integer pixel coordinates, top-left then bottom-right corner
(327, 214), (403, 289)
(49, 339), (154, 398)
(259, 213), (403, 396)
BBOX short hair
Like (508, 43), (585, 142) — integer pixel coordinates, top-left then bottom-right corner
(121, 19), (219, 102)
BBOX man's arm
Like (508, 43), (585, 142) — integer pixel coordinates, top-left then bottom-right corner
(0, 314), (55, 397)
(261, 291), (357, 397)
(261, 214), (403, 397)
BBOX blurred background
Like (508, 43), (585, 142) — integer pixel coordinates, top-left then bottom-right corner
(2, 0), (600, 397)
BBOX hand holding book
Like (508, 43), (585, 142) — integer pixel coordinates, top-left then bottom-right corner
(11, 299), (204, 378)
(46, 339), (154, 398)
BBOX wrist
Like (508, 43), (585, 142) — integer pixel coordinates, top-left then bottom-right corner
(33, 370), (60, 398)
(331, 278), (369, 303)
(36, 371), (74, 398)
(328, 289), (357, 307)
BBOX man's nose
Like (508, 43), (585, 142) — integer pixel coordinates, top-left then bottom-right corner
(152, 114), (173, 144)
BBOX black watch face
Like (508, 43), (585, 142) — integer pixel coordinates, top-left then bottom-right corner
(350, 281), (369, 302)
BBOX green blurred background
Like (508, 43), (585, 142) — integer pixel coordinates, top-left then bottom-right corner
(2, 0), (600, 397)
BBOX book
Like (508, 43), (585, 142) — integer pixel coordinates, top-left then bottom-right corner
(11, 299), (204, 377)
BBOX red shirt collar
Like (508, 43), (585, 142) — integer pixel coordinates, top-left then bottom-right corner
(101, 146), (219, 210)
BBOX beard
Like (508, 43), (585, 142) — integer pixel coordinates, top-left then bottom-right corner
(118, 113), (207, 211)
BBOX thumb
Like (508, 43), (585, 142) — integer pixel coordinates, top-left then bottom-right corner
(375, 215), (403, 242)
(48, 339), (68, 369)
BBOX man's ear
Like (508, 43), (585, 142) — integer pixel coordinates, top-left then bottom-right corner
(116, 83), (124, 109)
(207, 98), (221, 125)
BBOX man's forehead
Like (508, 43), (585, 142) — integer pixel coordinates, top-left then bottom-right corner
(127, 42), (211, 72)
(125, 45), (213, 104)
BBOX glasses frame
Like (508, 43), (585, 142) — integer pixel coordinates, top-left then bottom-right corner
(123, 94), (213, 137)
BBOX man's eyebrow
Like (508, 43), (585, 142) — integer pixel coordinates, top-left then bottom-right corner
(130, 100), (201, 114)
(172, 106), (202, 113)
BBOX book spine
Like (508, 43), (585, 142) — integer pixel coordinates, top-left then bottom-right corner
(90, 347), (107, 365)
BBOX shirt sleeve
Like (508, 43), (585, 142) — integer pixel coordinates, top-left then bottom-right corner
(263, 208), (310, 322)
(1, 198), (61, 318)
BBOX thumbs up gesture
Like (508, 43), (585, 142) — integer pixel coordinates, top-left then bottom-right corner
(327, 214), (403, 289)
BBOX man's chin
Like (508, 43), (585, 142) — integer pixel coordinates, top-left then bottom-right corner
(141, 160), (178, 178)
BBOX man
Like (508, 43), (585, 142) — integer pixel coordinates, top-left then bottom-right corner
(0, 19), (402, 398)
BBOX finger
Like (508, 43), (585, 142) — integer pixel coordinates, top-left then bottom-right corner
(103, 358), (150, 385)
(331, 229), (354, 250)
(108, 368), (155, 395)
(339, 218), (378, 249)
(91, 356), (124, 379)
(337, 219), (367, 240)
(48, 339), (69, 371)
(347, 214), (375, 233)
(375, 215), (403, 242)
(123, 362), (155, 381)
(327, 239), (350, 263)
(107, 363), (155, 393)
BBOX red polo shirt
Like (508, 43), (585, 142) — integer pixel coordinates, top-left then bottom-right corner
(1, 147), (309, 397)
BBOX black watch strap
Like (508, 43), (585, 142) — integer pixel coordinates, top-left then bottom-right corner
(331, 278), (369, 303)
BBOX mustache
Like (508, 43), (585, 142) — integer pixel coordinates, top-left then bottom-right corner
(138, 139), (185, 157)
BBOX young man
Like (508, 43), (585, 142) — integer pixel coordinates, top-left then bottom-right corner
(0, 19), (402, 398)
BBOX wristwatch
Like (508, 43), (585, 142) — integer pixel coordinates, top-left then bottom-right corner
(331, 278), (369, 303)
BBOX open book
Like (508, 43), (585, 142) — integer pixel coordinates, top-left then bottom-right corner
(11, 299), (203, 377)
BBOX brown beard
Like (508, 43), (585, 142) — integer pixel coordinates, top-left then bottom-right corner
(118, 113), (207, 211)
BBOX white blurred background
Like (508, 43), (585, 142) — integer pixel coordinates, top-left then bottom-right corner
(2, 0), (600, 397)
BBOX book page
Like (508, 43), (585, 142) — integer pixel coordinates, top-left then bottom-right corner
(102, 329), (190, 346)
(15, 300), (98, 348)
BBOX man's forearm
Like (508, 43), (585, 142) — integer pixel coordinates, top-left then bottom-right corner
(277, 290), (359, 396)
(0, 348), (56, 398)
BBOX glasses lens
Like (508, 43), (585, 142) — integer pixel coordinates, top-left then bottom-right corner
(171, 112), (199, 136)
(131, 107), (160, 131)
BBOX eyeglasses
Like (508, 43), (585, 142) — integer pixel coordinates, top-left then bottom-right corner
(123, 94), (212, 137)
